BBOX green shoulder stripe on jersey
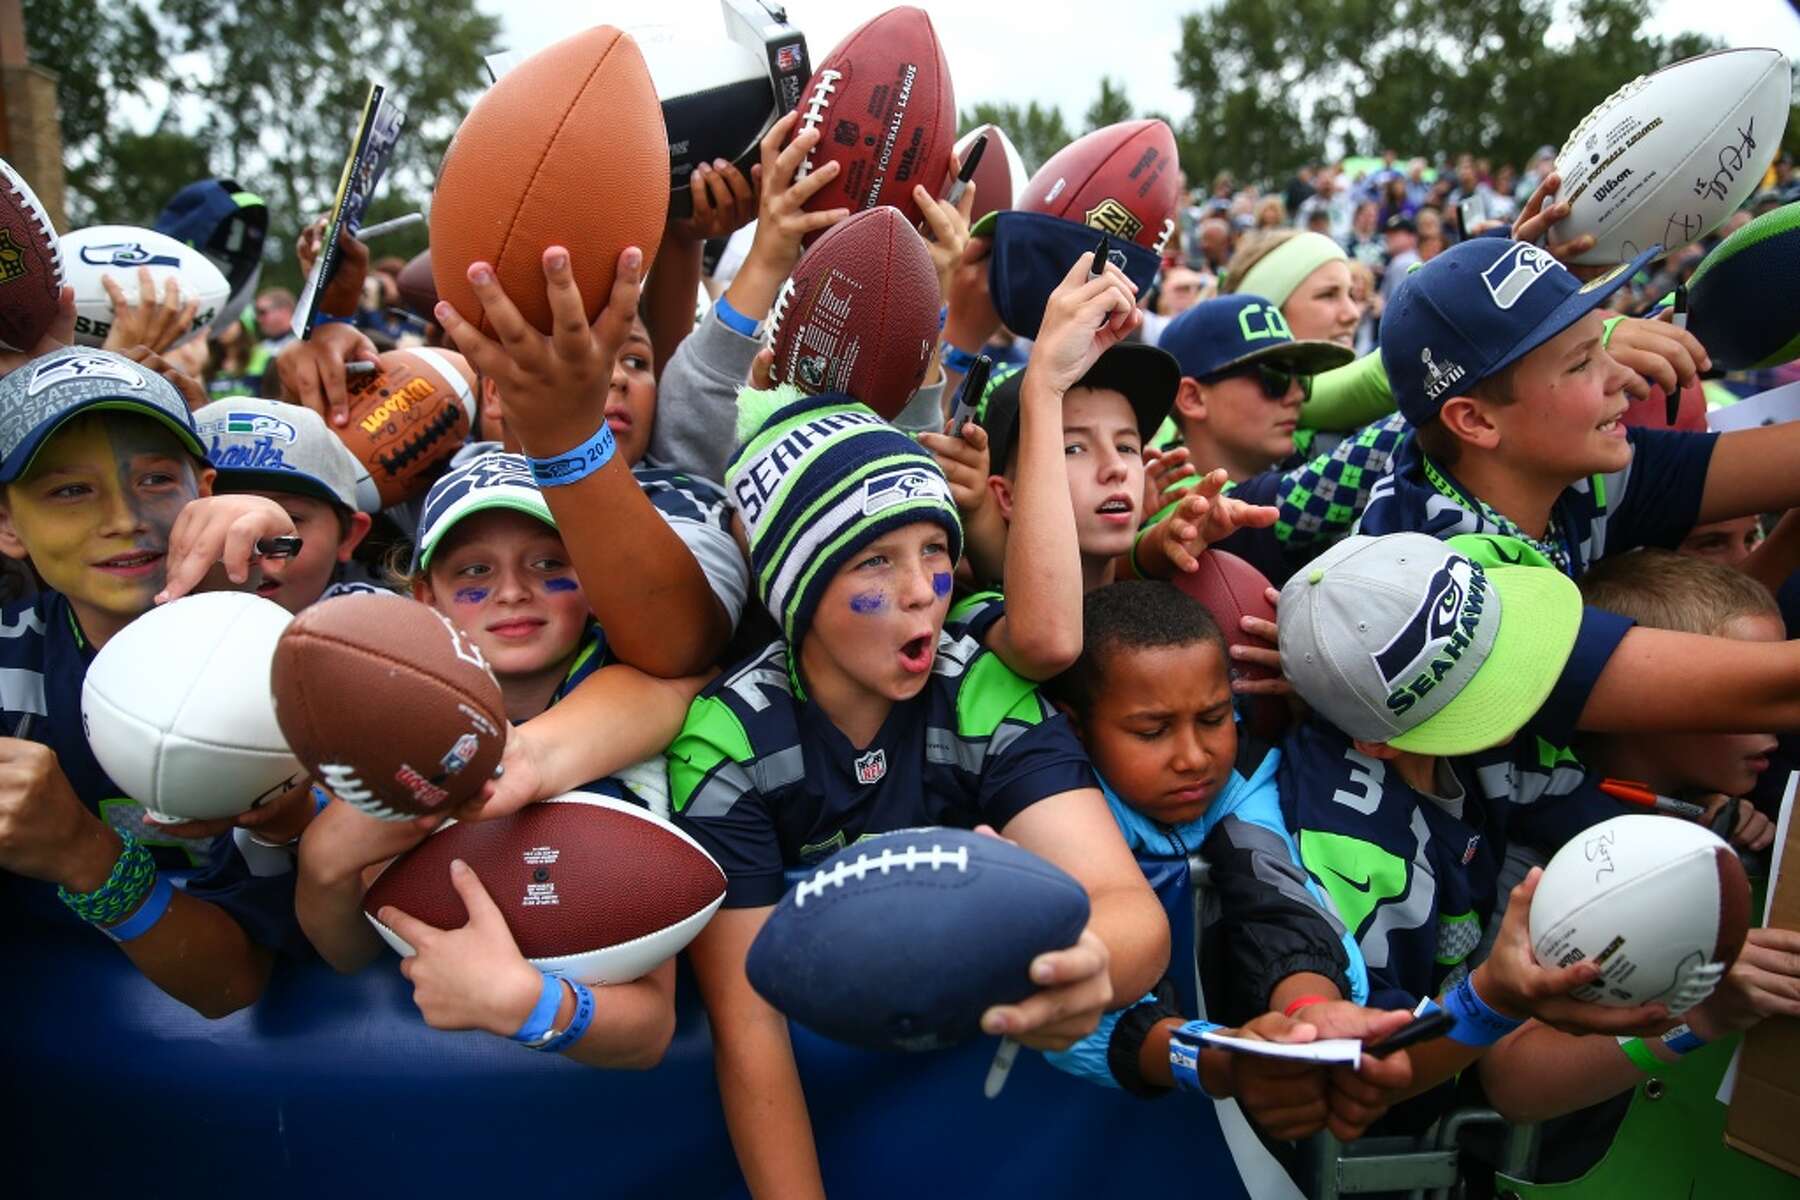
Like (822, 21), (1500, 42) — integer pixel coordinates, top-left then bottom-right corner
(1535, 737), (1581, 772)
(949, 588), (1002, 624)
(667, 694), (754, 814)
(956, 652), (1046, 739)
(1299, 830), (1408, 937)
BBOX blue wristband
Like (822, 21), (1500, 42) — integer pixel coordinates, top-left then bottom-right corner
(511, 972), (566, 1045)
(528, 422), (615, 488)
(1661, 1024), (1707, 1056)
(313, 313), (353, 326)
(103, 873), (173, 942)
(714, 295), (763, 338)
(1167, 1019), (1221, 1093)
(941, 343), (980, 375)
(1441, 974), (1523, 1047)
(537, 980), (596, 1054)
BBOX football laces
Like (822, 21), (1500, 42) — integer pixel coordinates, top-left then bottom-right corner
(767, 275), (797, 346)
(794, 69), (843, 181)
(793, 841), (969, 907)
(1667, 958), (1725, 1014)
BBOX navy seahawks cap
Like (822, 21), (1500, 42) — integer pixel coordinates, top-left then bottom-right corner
(1160, 294), (1354, 383)
(980, 343), (1180, 473)
(0, 348), (205, 483)
(1380, 238), (1660, 426)
(412, 451), (555, 572)
(154, 178), (268, 294)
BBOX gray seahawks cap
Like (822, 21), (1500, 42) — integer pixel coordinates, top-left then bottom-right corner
(1277, 532), (1581, 755)
(194, 397), (361, 511)
(0, 347), (204, 482)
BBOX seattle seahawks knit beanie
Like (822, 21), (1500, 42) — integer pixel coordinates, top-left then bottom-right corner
(726, 385), (963, 658)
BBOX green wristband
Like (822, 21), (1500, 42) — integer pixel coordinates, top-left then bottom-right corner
(1601, 315), (1627, 348)
(1616, 1036), (1662, 1075)
(57, 832), (157, 925)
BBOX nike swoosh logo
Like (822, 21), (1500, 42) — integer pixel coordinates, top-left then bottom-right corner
(1326, 866), (1373, 893)
(1478, 536), (1526, 565)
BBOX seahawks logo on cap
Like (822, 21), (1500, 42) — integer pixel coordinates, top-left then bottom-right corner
(1372, 554), (1489, 716)
(206, 412), (296, 442)
(1480, 243), (1557, 310)
(27, 351), (147, 396)
(861, 465), (949, 516)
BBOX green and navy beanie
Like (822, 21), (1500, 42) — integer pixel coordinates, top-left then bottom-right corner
(726, 385), (963, 654)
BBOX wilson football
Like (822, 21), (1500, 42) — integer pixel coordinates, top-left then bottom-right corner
(1016, 119), (1180, 253)
(0, 157), (64, 352)
(791, 6), (955, 234)
(271, 594), (507, 821)
(62, 224), (228, 350)
(1529, 814), (1750, 1012)
(1173, 549), (1279, 682)
(767, 206), (939, 420)
(364, 791), (727, 984)
(431, 25), (668, 336)
(334, 346), (478, 510)
(1550, 48), (1790, 265)
(747, 828), (1090, 1052)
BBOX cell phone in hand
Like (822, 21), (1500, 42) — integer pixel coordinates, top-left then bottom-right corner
(1365, 1007), (1455, 1058)
(1457, 195), (1489, 240)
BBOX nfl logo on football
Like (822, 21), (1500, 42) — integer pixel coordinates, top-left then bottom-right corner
(854, 749), (887, 786)
(440, 732), (480, 775)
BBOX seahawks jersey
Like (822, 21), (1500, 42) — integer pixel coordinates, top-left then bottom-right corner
(1356, 427), (1716, 579)
(1279, 718), (1501, 1011)
(667, 623), (1096, 908)
(0, 591), (305, 953)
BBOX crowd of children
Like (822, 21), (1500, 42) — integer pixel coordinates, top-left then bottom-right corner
(4, 42), (1800, 1199)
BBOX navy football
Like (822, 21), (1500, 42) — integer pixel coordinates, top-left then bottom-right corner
(746, 828), (1090, 1052)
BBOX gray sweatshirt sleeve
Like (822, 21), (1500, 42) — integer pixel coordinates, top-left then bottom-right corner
(650, 304), (764, 484)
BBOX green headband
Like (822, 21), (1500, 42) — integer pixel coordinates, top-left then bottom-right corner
(1234, 232), (1348, 308)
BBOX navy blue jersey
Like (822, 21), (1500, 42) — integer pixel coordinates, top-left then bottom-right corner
(1356, 427), (1716, 578)
(667, 623), (1097, 908)
(0, 592), (304, 952)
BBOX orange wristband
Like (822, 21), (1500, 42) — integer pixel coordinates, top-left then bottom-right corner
(1283, 994), (1330, 1018)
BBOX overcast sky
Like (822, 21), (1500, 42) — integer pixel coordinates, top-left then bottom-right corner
(485, 0), (1800, 131)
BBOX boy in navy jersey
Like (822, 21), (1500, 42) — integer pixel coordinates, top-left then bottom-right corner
(669, 376), (1169, 1198)
(0, 348), (308, 1017)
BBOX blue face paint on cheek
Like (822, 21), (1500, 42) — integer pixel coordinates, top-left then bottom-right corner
(453, 588), (489, 605)
(932, 572), (953, 598)
(542, 576), (579, 593)
(849, 591), (887, 614)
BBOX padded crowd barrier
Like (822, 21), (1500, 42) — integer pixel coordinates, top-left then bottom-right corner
(1, 857), (1262, 1198)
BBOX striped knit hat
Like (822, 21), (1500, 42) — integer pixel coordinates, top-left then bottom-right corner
(727, 385), (963, 657)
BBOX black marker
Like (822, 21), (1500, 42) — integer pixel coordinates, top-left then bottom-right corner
(1090, 233), (1112, 326)
(945, 134), (988, 209)
(345, 361), (378, 378)
(255, 536), (304, 560)
(949, 353), (993, 436)
(1365, 1007), (1455, 1058)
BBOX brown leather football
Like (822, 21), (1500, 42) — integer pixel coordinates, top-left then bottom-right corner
(0, 157), (64, 353)
(363, 792), (727, 984)
(1172, 549), (1278, 683)
(335, 346), (477, 509)
(395, 249), (437, 321)
(271, 594), (506, 820)
(430, 25), (667, 337)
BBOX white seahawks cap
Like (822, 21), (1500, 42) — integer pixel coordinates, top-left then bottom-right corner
(194, 397), (361, 511)
(1278, 533), (1581, 755)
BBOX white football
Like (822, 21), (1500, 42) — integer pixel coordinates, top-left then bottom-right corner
(62, 224), (231, 349)
(82, 592), (302, 823)
(1550, 48), (1790, 265)
(1528, 814), (1750, 1012)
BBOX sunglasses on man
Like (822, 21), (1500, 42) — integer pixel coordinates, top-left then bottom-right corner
(1205, 361), (1298, 399)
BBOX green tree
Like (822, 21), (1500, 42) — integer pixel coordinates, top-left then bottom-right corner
(959, 100), (1074, 175)
(26, 0), (496, 285)
(1083, 76), (1133, 133)
(1171, 0), (1720, 187)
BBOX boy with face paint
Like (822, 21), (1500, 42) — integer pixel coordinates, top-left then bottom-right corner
(193, 397), (375, 614)
(297, 452), (706, 1069)
(669, 386), (1170, 1200)
(0, 348), (311, 1018)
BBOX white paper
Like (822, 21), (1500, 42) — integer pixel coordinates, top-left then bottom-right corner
(1705, 381), (1800, 432)
(1199, 1029), (1362, 1065)
(1716, 769), (1796, 1105)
